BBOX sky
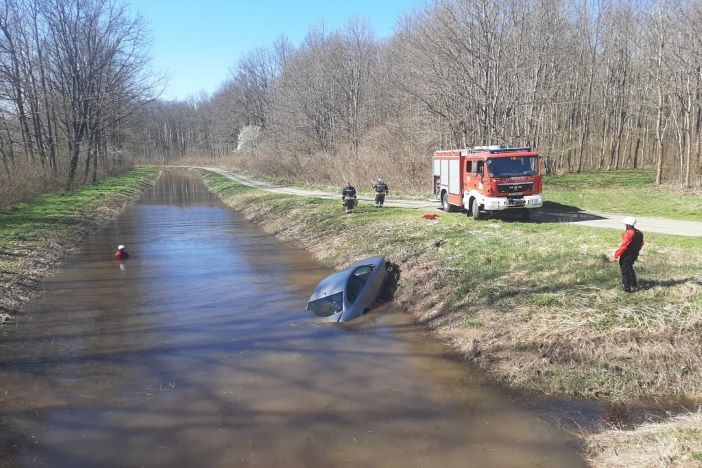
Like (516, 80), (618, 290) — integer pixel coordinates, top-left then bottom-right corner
(131, 0), (424, 101)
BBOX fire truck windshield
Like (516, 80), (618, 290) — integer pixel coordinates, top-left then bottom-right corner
(486, 157), (538, 177)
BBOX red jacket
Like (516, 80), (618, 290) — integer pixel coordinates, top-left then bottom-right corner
(114, 250), (129, 260)
(614, 228), (644, 260)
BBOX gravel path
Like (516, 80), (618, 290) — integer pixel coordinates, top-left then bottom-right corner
(202, 167), (702, 237)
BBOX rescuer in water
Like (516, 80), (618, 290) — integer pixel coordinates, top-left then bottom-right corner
(373, 178), (389, 208)
(341, 182), (357, 214)
(114, 244), (130, 260)
(612, 217), (644, 293)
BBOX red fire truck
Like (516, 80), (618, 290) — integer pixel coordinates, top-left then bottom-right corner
(432, 145), (543, 220)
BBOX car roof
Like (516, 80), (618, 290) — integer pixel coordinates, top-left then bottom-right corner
(308, 270), (349, 301)
(308, 256), (386, 302)
(347, 255), (386, 269)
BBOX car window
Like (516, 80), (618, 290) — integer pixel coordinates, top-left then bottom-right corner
(352, 265), (374, 281)
(347, 276), (365, 303)
(347, 265), (375, 303)
(307, 291), (343, 317)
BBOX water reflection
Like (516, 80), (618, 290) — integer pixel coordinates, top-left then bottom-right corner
(0, 170), (586, 467)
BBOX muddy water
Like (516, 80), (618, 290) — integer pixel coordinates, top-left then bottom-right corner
(0, 171), (586, 467)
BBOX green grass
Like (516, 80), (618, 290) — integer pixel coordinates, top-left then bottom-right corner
(199, 169), (702, 401)
(544, 170), (702, 220)
(1, 166), (159, 317)
(204, 167), (702, 468)
(0, 167), (158, 256)
(207, 166), (702, 219)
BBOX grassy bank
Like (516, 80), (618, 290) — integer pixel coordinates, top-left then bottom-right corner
(0, 166), (159, 320)
(198, 168), (702, 401)
(545, 170), (702, 220)
(199, 168), (702, 466)
(586, 411), (702, 467)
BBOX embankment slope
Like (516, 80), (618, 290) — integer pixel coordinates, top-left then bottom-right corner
(0, 167), (159, 321)
(199, 168), (702, 466)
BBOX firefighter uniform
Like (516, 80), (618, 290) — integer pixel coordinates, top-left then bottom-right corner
(341, 184), (357, 214)
(613, 217), (644, 292)
(373, 179), (389, 208)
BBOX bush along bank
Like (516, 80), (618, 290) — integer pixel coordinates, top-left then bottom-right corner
(0, 167), (160, 321)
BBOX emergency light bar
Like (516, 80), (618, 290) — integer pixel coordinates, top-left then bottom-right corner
(486, 146), (532, 154)
(463, 145), (533, 154)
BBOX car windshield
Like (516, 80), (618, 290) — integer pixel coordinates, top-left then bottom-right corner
(307, 291), (343, 317)
(487, 156), (538, 177)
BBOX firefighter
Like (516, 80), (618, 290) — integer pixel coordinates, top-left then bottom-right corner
(612, 217), (644, 293)
(373, 178), (389, 208)
(341, 182), (357, 214)
(114, 244), (130, 260)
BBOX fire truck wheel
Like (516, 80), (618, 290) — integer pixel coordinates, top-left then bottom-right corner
(442, 193), (455, 212)
(471, 199), (482, 220)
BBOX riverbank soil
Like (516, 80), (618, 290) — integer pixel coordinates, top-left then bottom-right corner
(0, 167), (159, 321)
(197, 169), (702, 465)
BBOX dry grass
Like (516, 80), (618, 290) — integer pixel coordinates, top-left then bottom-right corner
(586, 411), (702, 467)
(0, 167), (158, 319)
(406, 253), (702, 401)
(170, 131), (432, 193)
(0, 161), (135, 209)
(0, 164), (64, 209)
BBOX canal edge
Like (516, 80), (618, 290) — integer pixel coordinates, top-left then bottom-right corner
(0, 167), (162, 322)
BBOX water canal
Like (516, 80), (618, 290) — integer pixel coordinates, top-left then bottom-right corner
(1, 170), (587, 466)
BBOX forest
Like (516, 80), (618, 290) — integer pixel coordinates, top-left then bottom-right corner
(2, 0), (702, 202)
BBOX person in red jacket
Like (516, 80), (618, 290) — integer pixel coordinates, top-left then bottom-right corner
(114, 244), (130, 260)
(613, 217), (644, 292)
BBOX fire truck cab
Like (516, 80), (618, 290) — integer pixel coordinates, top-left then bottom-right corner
(432, 145), (543, 220)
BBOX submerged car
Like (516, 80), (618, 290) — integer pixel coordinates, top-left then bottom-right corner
(307, 255), (389, 322)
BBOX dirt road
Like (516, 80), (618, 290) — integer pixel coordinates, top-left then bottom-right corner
(201, 167), (702, 237)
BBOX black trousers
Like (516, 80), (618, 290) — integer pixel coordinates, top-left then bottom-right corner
(619, 256), (637, 291)
(375, 193), (385, 206)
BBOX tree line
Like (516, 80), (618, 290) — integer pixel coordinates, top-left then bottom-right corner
(0, 0), (153, 200)
(131, 0), (702, 191)
(3, 0), (702, 197)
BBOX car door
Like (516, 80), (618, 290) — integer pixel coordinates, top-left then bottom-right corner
(346, 265), (375, 318)
(360, 264), (386, 312)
